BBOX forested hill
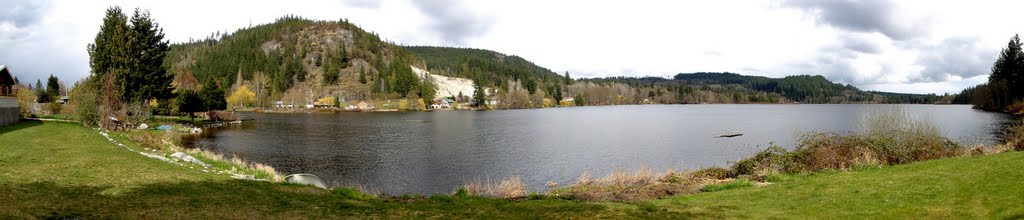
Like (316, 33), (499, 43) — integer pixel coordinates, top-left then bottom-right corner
(581, 72), (946, 104)
(404, 46), (565, 88)
(163, 16), (432, 105)
(162, 17), (570, 107)
(677, 72), (870, 103)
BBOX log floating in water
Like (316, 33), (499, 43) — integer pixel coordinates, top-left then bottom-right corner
(716, 133), (743, 138)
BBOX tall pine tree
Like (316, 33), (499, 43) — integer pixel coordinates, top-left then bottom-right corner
(987, 34), (1024, 109)
(87, 7), (171, 104)
(358, 65), (367, 84)
(127, 8), (172, 102)
(87, 7), (131, 82)
(46, 75), (60, 101)
(419, 74), (436, 102)
(472, 85), (485, 107)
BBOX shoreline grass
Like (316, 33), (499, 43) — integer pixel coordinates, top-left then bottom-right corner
(106, 120), (285, 182)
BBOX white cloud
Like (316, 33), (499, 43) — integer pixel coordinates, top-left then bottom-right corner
(0, 0), (1020, 94)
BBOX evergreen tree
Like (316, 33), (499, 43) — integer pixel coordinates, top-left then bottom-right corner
(472, 85), (485, 107)
(358, 65), (367, 84)
(291, 58), (306, 82)
(176, 90), (202, 121)
(391, 58), (418, 97)
(338, 42), (349, 67)
(88, 7), (171, 104)
(125, 8), (172, 102)
(419, 75), (436, 102)
(88, 7), (131, 80)
(553, 87), (563, 102)
(985, 34), (1024, 110)
(322, 54), (338, 85)
(46, 75), (60, 101)
(35, 79), (47, 103)
(991, 34), (1024, 86)
(522, 78), (537, 95)
(200, 83), (227, 112)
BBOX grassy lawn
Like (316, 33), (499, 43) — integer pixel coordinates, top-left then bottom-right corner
(1, 121), (1023, 219)
(646, 153), (1024, 219)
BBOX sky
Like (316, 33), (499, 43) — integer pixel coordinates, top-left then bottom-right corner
(2, 0), (1023, 94)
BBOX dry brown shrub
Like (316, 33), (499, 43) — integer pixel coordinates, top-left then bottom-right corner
(461, 176), (527, 199)
(574, 172), (594, 186)
(596, 167), (657, 187)
(1006, 119), (1024, 151)
(99, 72), (123, 131)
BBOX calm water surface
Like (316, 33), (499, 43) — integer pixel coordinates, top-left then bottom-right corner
(185, 104), (1009, 195)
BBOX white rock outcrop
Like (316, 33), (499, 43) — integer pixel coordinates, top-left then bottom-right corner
(412, 66), (476, 100)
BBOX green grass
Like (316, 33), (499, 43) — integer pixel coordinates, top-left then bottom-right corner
(647, 152), (1024, 218)
(701, 179), (754, 192)
(1, 121), (1023, 218)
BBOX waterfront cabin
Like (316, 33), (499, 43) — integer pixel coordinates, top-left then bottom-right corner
(430, 99), (452, 109)
(0, 65), (20, 127)
(0, 65), (15, 97)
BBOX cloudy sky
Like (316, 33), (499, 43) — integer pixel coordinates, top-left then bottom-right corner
(2, 0), (1023, 94)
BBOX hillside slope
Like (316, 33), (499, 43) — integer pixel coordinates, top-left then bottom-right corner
(163, 17), (570, 108)
(164, 17), (412, 105)
(404, 46), (565, 88)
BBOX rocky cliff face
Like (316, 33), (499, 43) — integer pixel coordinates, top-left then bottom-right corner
(412, 66), (476, 100)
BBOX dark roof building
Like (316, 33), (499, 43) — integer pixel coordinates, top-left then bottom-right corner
(0, 65), (19, 127)
(0, 65), (15, 97)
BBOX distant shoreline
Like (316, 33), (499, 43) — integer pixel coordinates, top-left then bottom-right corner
(229, 102), (973, 114)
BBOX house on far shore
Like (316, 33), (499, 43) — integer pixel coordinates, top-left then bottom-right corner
(1, 65), (21, 127)
(273, 101), (294, 109)
(430, 99), (453, 109)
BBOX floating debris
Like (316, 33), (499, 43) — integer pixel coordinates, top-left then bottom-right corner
(716, 133), (743, 138)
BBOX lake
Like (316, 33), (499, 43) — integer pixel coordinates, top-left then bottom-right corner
(184, 104), (1010, 195)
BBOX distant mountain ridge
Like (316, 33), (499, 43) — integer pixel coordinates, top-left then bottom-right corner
(582, 72), (946, 104)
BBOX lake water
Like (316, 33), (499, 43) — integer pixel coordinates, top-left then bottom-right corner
(184, 104), (1010, 195)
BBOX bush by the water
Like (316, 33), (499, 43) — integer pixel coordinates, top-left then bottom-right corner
(730, 107), (963, 177)
(1007, 120), (1024, 151)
